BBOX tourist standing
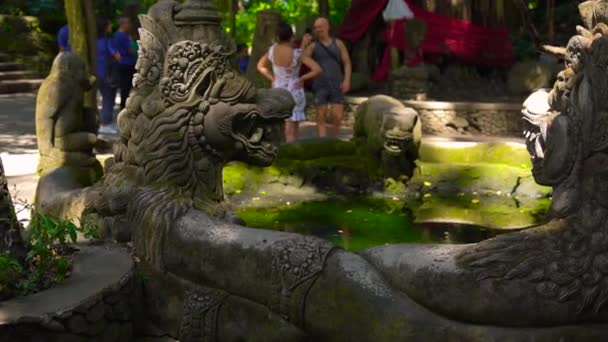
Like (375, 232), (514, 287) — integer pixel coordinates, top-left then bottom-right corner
(113, 17), (136, 110)
(297, 28), (314, 91)
(57, 24), (71, 52)
(304, 17), (352, 138)
(257, 23), (321, 143)
(236, 44), (250, 74)
(96, 18), (121, 135)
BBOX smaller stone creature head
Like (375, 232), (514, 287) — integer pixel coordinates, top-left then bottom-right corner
(380, 107), (420, 156)
(50, 52), (93, 90)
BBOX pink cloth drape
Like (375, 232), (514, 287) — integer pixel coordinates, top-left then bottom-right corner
(337, 0), (515, 81)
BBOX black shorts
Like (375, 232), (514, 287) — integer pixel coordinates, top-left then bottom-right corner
(313, 83), (345, 105)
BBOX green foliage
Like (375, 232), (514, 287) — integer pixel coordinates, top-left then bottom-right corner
(232, 0), (351, 46)
(0, 15), (55, 76)
(0, 253), (23, 297)
(0, 209), (99, 299)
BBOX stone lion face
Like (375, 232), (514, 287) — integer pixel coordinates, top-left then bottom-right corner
(380, 108), (419, 156)
(202, 88), (293, 166)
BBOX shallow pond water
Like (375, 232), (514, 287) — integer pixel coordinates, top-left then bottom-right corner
(238, 195), (550, 251)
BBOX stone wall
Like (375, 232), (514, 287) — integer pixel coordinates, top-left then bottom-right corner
(0, 245), (140, 342)
(305, 95), (523, 138)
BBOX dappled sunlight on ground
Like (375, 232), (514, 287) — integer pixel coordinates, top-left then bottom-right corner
(0, 93), (37, 153)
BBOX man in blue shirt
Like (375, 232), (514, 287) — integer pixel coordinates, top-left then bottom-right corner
(113, 17), (137, 110)
(57, 24), (71, 52)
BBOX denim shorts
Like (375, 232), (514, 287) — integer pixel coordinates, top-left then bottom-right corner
(313, 83), (345, 105)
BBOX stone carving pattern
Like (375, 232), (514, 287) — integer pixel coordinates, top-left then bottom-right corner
(270, 237), (335, 328)
(179, 287), (229, 342)
(457, 0), (608, 316)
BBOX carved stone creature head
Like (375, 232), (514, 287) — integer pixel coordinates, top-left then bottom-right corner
(521, 11), (608, 217)
(380, 107), (421, 156)
(50, 52), (93, 90)
(103, 0), (292, 220)
(202, 89), (293, 166)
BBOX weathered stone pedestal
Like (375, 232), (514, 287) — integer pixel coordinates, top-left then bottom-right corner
(0, 244), (139, 342)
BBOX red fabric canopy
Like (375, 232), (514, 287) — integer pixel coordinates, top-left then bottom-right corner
(337, 0), (515, 81)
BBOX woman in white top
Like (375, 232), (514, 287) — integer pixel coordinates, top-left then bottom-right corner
(257, 22), (321, 143)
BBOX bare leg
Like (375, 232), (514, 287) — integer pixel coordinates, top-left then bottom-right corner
(317, 105), (328, 138)
(330, 104), (344, 137)
(285, 121), (297, 143)
(293, 121), (299, 142)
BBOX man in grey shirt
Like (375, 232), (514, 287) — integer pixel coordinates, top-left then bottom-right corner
(304, 17), (352, 138)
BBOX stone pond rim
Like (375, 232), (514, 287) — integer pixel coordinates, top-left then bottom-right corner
(0, 244), (138, 341)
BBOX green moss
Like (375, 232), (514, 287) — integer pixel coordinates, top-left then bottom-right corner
(419, 141), (532, 168)
(412, 162), (550, 194)
(223, 161), (284, 195)
(238, 198), (429, 251)
(412, 193), (550, 229)
(222, 139), (550, 197)
(237, 194), (549, 251)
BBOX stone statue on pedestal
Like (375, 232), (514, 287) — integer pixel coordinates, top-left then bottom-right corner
(35, 52), (101, 181)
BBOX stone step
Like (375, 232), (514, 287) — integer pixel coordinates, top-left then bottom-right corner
(0, 70), (35, 81)
(0, 62), (24, 72)
(0, 79), (43, 94)
(0, 52), (10, 63)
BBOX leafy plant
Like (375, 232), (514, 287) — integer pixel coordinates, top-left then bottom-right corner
(1, 193), (100, 298)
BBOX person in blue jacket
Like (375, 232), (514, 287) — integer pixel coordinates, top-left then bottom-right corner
(57, 24), (71, 52)
(97, 18), (121, 135)
(113, 17), (137, 110)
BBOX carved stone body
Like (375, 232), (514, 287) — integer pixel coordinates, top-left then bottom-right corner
(35, 52), (100, 180)
(353, 95), (421, 180)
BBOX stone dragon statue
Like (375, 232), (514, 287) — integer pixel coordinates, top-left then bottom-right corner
(34, 0), (608, 340)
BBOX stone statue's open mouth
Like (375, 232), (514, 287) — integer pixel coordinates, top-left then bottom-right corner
(522, 110), (548, 162)
(383, 135), (412, 155)
(232, 112), (282, 164)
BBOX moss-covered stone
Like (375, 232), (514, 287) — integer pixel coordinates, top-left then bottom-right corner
(223, 139), (551, 197)
(413, 193), (550, 229)
(418, 141), (532, 167)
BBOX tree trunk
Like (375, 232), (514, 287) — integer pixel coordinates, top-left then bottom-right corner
(513, 0), (540, 45)
(64, 0), (97, 116)
(0, 157), (26, 265)
(318, 0), (329, 18)
(231, 0), (237, 38)
(246, 10), (281, 89)
(545, 0), (555, 43)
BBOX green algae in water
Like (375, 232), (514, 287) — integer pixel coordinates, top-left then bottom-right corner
(237, 196), (551, 251)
